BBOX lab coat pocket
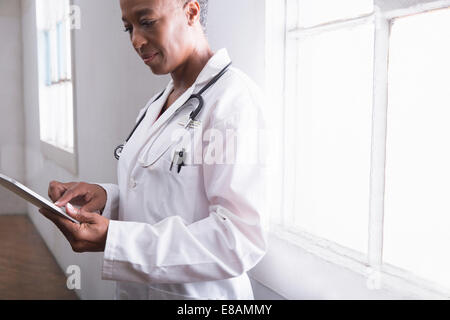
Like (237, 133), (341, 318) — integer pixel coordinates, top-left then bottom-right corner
(152, 151), (203, 224)
(138, 125), (191, 168)
(161, 145), (202, 179)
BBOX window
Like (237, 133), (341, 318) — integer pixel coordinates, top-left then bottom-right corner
(384, 7), (450, 289)
(36, 0), (77, 173)
(269, 0), (450, 298)
(281, 0), (374, 255)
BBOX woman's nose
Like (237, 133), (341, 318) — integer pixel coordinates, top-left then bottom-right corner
(131, 29), (147, 50)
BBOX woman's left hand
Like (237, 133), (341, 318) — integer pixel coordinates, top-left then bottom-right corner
(39, 203), (110, 253)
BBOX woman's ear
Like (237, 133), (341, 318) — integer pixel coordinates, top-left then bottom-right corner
(185, 0), (201, 26)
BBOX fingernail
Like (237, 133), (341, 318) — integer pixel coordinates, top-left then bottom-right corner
(55, 201), (61, 206)
(67, 203), (76, 213)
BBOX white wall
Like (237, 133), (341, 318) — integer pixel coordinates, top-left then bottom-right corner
(0, 0), (26, 215)
(208, 0), (266, 90)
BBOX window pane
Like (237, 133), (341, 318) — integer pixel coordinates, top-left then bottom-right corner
(298, 0), (373, 28)
(290, 23), (374, 253)
(384, 8), (450, 287)
(36, 0), (74, 153)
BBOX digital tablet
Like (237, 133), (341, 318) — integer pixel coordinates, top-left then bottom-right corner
(0, 173), (80, 224)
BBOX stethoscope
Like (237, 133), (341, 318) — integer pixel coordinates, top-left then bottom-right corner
(114, 61), (232, 161)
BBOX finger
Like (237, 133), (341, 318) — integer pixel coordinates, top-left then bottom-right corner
(66, 204), (97, 224)
(48, 181), (74, 203)
(70, 196), (90, 207)
(55, 184), (86, 207)
(48, 181), (65, 202)
(65, 203), (81, 222)
(81, 197), (104, 213)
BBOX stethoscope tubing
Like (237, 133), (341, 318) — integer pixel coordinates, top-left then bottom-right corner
(114, 62), (232, 161)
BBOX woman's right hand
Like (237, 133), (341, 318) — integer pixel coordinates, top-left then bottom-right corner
(48, 181), (107, 213)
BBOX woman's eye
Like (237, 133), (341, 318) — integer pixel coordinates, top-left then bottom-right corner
(123, 26), (132, 34)
(141, 20), (155, 28)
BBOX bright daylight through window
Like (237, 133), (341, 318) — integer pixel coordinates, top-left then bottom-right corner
(283, 0), (374, 255)
(36, 0), (74, 153)
(281, 0), (450, 296)
(383, 7), (450, 289)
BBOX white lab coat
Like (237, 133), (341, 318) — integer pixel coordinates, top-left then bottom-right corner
(99, 49), (267, 300)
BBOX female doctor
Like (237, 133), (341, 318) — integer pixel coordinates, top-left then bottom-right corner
(39, 0), (267, 300)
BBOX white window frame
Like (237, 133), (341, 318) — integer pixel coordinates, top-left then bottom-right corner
(36, 0), (78, 175)
(258, 0), (450, 299)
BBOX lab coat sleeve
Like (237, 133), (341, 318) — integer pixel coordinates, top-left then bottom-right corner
(102, 89), (268, 284)
(97, 183), (119, 221)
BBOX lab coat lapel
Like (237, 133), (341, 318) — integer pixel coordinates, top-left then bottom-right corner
(193, 48), (231, 87)
(149, 83), (194, 135)
(136, 48), (232, 168)
(137, 84), (196, 167)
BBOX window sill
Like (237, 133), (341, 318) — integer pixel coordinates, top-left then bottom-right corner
(40, 141), (78, 175)
(249, 226), (448, 299)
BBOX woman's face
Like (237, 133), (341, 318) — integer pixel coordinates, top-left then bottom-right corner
(120, 0), (193, 75)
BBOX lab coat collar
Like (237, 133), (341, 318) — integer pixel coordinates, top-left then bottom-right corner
(136, 49), (231, 167)
(193, 48), (231, 87)
(148, 48), (231, 131)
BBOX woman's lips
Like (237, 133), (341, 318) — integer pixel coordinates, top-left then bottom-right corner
(142, 52), (158, 63)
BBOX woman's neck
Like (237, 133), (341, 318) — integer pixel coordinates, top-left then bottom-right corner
(170, 43), (214, 92)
